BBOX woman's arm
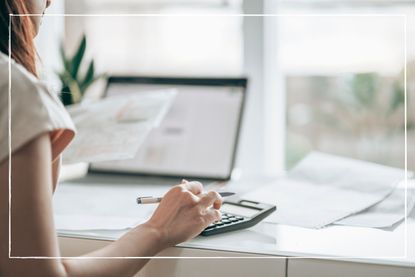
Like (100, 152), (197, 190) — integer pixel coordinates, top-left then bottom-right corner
(61, 224), (164, 277)
(0, 133), (222, 277)
(0, 133), (67, 276)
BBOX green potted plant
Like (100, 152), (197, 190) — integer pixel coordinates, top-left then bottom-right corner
(58, 34), (105, 106)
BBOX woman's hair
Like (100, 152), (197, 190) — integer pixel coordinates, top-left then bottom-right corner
(0, 0), (37, 76)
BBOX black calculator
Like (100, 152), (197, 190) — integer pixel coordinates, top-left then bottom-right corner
(200, 197), (276, 236)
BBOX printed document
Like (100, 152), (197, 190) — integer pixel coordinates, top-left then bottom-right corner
(243, 152), (406, 229)
(335, 187), (415, 228)
(62, 90), (176, 164)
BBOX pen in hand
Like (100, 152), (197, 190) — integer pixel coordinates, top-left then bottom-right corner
(137, 179), (235, 204)
(137, 191), (235, 204)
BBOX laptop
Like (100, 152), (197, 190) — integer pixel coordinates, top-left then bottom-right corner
(87, 76), (247, 184)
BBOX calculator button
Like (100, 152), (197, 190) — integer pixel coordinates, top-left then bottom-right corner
(235, 216), (244, 220)
(216, 222), (225, 226)
(221, 219), (231, 224)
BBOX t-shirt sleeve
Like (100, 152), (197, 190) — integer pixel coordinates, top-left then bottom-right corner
(0, 63), (76, 163)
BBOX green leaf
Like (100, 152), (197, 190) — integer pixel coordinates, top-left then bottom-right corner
(80, 60), (95, 93)
(57, 72), (67, 86)
(70, 35), (87, 78)
(67, 79), (82, 104)
(59, 43), (70, 70)
(59, 71), (73, 87)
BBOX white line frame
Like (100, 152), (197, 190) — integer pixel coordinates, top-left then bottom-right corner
(8, 13), (408, 260)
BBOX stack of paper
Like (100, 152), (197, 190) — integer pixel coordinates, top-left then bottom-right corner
(335, 186), (415, 228)
(242, 152), (407, 229)
(63, 90), (176, 164)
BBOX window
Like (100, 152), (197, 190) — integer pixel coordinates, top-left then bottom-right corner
(64, 0), (243, 76)
(61, 0), (412, 174)
(275, 1), (411, 170)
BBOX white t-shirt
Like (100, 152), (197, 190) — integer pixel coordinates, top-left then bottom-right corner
(0, 52), (76, 162)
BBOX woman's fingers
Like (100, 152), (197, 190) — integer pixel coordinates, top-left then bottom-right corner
(148, 181), (225, 246)
(180, 181), (203, 195)
(204, 208), (222, 223)
(177, 180), (223, 210)
(199, 191), (223, 209)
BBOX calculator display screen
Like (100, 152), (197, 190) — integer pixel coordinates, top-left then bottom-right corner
(221, 203), (260, 217)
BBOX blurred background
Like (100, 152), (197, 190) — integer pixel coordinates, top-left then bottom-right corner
(35, 0), (413, 177)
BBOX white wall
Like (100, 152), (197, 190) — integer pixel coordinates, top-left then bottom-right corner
(35, 0), (65, 91)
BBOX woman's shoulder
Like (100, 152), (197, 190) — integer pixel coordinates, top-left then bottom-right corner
(0, 51), (70, 118)
(0, 52), (76, 163)
(0, 51), (42, 96)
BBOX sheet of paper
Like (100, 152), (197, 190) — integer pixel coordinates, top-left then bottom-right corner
(242, 152), (406, 229)
(53, 181), (171, 231)
(335, 188), (415, 228)
(63, 90), (176, 164)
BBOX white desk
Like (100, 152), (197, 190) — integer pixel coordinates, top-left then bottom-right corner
(57, 174), (415, 277)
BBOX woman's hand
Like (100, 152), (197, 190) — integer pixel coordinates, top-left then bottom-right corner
(143, 181), (222, 248)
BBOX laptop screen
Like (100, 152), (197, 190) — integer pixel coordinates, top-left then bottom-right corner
(90, 77), (246, 180)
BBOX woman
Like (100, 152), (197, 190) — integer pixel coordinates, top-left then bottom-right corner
(0, 1), (222, 276)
